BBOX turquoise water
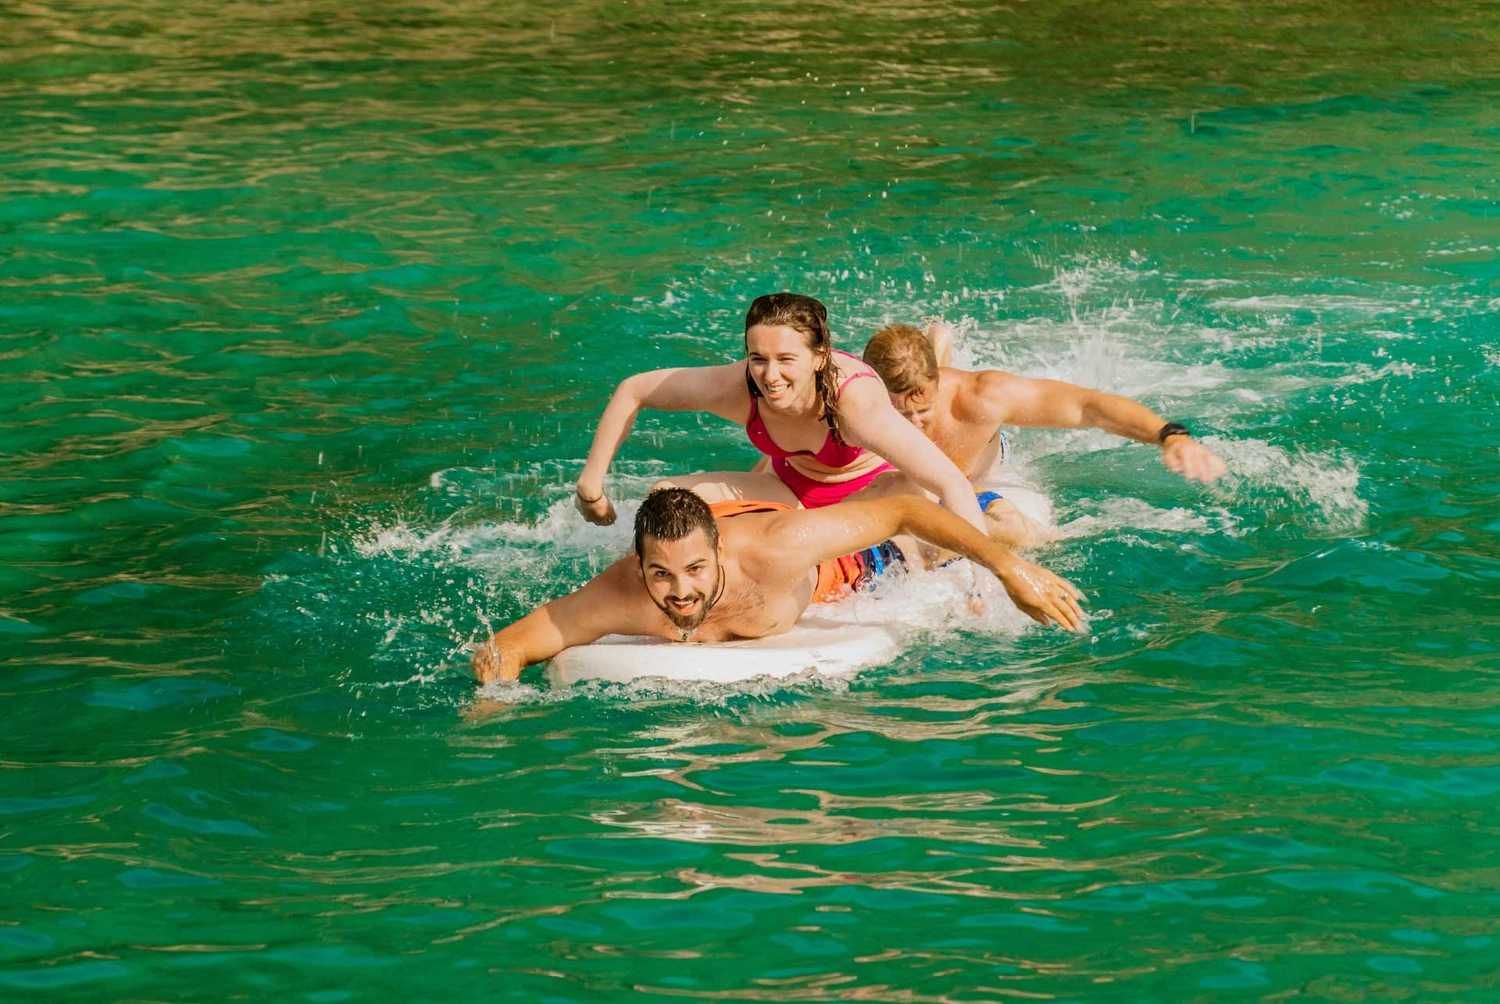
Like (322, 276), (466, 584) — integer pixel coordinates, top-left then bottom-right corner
(3, 0), (1499, 998)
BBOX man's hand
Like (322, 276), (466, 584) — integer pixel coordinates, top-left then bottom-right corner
(472, 638), (517, 684)
(994, 559), (1086, 632)
(1161, 436), (1228, 484)
(575, 489), (617, 526)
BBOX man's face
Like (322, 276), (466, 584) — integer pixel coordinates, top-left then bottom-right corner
(638, 528), (723, 634)
(891, 379), (940, 434)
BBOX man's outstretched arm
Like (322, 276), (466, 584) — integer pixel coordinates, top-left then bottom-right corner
(980, 372), (1228, 483)
(472, 565), (634, 683)
(762, 496), (1087, 631)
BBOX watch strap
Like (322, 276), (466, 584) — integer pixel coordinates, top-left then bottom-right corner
(1157, 422), (1190, 443)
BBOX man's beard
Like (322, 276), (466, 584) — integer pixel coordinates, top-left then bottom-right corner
(653, 564), (722, 636)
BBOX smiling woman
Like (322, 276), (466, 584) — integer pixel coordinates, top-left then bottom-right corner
(573, 292), (988, 530)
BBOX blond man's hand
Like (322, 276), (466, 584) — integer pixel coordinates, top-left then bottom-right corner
(1162, 436), (1228, 484)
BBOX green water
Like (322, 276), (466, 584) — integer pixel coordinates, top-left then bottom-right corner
(3, 0), (1499, 998)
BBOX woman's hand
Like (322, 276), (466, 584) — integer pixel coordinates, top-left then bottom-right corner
(575, 488), (617, 526)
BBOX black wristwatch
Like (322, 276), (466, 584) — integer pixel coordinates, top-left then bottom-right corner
(1157, 422), (1190, 443)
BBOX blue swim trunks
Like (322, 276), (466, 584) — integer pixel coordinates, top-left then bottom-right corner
(851, 539), (905, 587)
(939, 490), (1004, 511)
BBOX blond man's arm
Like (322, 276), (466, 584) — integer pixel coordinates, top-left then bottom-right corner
(974, 371), (1228, 483)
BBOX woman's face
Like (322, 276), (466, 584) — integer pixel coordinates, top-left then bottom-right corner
(745, 324), (824, 408)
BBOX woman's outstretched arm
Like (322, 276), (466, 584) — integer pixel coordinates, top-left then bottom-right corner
(575, 363), (747, 525)
(836, 377), (988, 532)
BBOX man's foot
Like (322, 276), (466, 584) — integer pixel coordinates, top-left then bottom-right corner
(983, 498), (1053, 550)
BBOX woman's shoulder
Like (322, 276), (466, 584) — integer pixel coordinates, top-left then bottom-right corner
(828, 354), (892, 425)
(830, 349), (880, 386)
(830, 347), (872, 368)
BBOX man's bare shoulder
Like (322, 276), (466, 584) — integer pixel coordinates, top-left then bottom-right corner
(598, 553), (654, 593)
(721, 499), (906, 577)
(944, 367), (1020, 423)
(717, 508), (794, 555)
(718, 508), (823, 579)
(553, 556), (651, 618)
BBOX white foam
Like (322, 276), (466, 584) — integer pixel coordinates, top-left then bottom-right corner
(352, 492), (643, 564)
(1209, 437), (1368, 534)
(473, 662), (855, 710)
(1055, 497), (1232, 539)
(1025, 256), (1149, 310)
(1209, 295), (1399, 314)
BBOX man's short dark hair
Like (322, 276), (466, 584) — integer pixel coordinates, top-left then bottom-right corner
(634, 488), (719, 558)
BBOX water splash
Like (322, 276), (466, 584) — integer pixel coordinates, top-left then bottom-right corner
(1210, 437), (1368, 534)
(1056, 497), (1235, 540)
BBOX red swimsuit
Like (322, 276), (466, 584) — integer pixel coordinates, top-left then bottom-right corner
(745, 350), (896, 508)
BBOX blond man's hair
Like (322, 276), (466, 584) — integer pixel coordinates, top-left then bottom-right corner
(863, 324), (938, 396)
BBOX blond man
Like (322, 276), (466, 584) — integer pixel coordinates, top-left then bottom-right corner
(863, 323), (1228, 547)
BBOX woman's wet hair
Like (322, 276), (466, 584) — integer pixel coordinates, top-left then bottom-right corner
(863, 323), (938, 396)
(744, 292), (843, 441)
(634, 488), (719, 558)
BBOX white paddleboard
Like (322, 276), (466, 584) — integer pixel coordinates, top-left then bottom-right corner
(548, 616), (902, 687)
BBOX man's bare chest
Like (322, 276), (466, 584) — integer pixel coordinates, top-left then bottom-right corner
(695, 581), (802, 642)
(931, 414), (1000, 471)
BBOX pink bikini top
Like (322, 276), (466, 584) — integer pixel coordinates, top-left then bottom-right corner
(744, 350), (882, 468)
